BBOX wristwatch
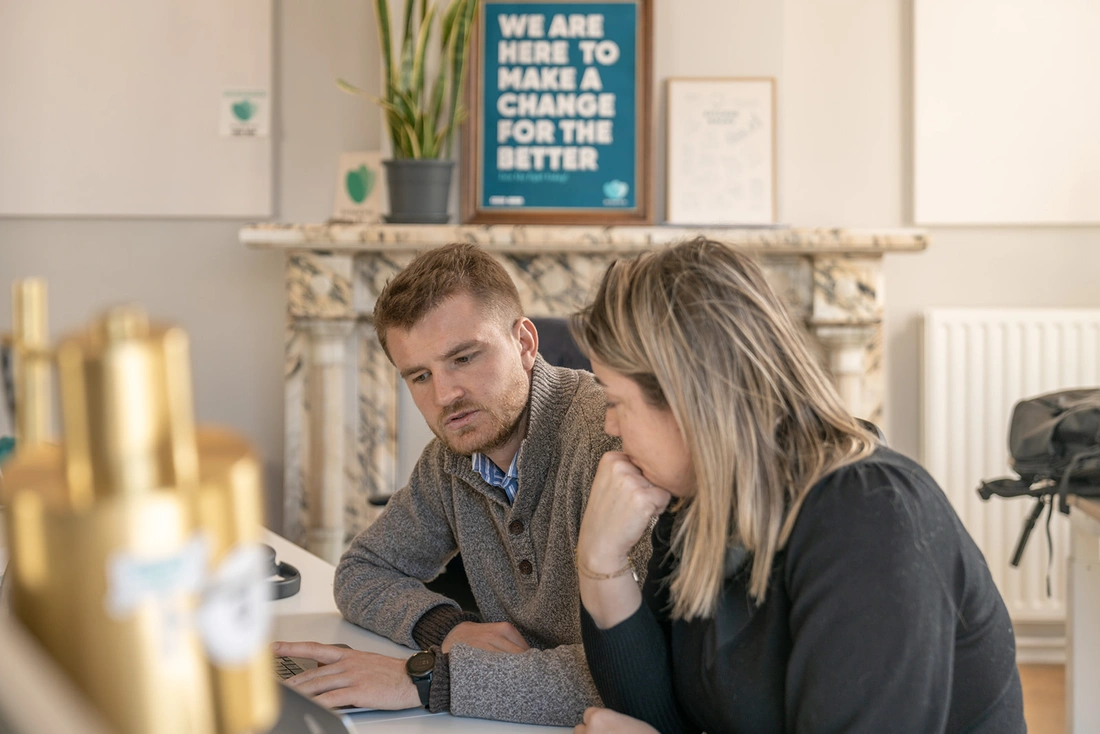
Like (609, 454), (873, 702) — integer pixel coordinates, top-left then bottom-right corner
(405, 650), (436, 709)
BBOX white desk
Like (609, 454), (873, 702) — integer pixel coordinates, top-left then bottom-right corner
(1066, 498), (1100, 734)
(264, 530), (569, 733)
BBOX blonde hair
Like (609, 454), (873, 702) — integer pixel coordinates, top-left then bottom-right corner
(571, 238), (877, 620)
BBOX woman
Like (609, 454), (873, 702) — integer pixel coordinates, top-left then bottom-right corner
(570, 238), (1024, 734)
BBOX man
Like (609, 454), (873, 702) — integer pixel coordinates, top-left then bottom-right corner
(275, 244), (649, 726)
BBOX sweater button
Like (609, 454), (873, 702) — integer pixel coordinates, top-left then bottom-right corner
(509, 520), (524, 535)
(518, 559), (533, 575)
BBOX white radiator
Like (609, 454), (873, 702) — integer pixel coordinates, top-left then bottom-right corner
(921, 309), (1100, 658)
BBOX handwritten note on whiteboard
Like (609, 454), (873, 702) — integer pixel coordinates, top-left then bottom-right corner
(665, 78), (775, 225)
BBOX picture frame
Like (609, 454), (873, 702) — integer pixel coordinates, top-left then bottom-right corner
(331, 151), (386, 223)
(461, 0), (652, 224)
(665, 77), (777, 225)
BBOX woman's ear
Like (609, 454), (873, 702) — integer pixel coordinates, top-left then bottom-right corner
(516, 317), (539, 370)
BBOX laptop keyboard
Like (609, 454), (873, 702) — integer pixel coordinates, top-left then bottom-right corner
(274, 656), (304, 680)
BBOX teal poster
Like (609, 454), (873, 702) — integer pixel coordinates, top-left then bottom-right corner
(479, 2), (638, 212)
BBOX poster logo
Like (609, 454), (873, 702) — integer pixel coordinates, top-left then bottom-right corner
(602, 179), (628, 204)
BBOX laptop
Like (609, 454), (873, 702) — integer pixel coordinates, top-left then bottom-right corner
(269, 681), (355, 734)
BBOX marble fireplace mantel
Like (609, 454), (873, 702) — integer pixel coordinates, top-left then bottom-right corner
(241, 223), (928, 562)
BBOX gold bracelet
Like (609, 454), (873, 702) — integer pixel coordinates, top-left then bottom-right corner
(573, 547), (636, 581)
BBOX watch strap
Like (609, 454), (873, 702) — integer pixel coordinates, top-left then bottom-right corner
(413, 672), (431, 708)
(406, 651), (435, 709)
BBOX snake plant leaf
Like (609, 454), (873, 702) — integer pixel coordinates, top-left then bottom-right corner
(403, 121), (422, 158)
(374, 0), (394, 97)
(398, 37), (416, 99)
(445, 0), (477, 156)
(373, 0), (405, 152)
(396, 88), (419, 120)
(353, 0), (479, 159)
(420, 118), (438, 158)
(372, 96), (406, 118)
(411, 3), (437, 105)
(336, 78), (371, 97)
(392, 88), (418, 144)
(441, 0), (461, 54)
(400, 0), (416, 49)
(374, 99), (414, 156)
(433, 125), (450, 156)
(426, 74), (446, 138)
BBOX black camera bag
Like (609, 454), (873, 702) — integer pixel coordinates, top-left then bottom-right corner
(977, 388), (1100, 573)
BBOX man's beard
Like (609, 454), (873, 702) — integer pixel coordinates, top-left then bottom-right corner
(433, 377), (530, 457)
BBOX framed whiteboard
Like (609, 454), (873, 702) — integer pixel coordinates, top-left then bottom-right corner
(0, 0), (272, 218)
(914, 0), (1100, 225)
(665, 77), (776, 225)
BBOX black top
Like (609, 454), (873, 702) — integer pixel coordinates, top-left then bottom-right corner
(581, 448), (1025, 734)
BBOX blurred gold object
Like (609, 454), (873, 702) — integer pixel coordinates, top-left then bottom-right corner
(1, 290), (278, 734)
(11, 278), (51, 445)
(194, 428), (279, 734)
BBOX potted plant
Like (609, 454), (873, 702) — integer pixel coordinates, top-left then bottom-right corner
(339, 0), (478, 224)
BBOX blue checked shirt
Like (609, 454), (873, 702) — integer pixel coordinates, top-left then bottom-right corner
(471, 451), (520, 504)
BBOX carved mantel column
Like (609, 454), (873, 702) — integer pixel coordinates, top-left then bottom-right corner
(303, 319), (353, 563)
(244, 224), (927, 549)
(812, 324), (878, 418)
(285, 252), (355, 563)
(808, 255), (886, 424)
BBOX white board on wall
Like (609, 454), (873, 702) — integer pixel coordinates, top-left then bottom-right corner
(0, 0), (272, 218)
(914, 0), (1100, 225)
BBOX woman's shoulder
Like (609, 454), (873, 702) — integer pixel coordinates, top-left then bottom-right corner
(805, 447), (939, 509)
(788, 447), (957, 556)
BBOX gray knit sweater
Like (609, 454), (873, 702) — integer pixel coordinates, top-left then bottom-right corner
(334, 356), (650, 726)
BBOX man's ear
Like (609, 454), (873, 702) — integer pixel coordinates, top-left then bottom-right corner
(515, 317), (538, 370)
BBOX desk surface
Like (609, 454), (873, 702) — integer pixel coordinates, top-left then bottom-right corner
(1069, 496), (1100, 525)
(265, 530), (569, 733)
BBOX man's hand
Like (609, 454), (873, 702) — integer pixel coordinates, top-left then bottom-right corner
(272, 641), (421, 711)
(574, 707), (659, 734)
(441, 620), (531, 654)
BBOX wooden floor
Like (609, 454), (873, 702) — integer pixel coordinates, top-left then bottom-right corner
(1019, 664), (1065, 734)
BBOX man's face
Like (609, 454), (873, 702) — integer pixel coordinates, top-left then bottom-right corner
(386, 293), (538, 463)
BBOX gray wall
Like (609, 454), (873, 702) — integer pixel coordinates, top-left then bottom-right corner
(2, 1), (1098, 521)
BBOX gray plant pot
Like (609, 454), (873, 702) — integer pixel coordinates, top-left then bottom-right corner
(383, 159), (454, 224)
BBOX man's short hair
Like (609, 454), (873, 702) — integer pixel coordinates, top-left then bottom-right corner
(373, 243), (523, 357)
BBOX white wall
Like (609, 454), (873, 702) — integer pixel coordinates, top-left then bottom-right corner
(3, 0), (1098, 518)
(779, 0), (1100, 456)
(0, 0), (380, 526)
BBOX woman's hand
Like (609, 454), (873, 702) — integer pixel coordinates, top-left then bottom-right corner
(577, 452), (672, 574)
(575, 453), (672, 629)
(574, 707), (660, 734)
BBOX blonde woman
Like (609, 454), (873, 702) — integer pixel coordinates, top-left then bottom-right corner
(570, 239), (1024, 734)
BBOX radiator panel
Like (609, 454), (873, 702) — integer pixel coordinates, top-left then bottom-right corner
(921, 309), (1100, 624)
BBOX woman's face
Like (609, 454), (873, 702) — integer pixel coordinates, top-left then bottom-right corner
(591, 359), (695, 497)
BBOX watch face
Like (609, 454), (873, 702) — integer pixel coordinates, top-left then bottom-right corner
(406, 651), (435, 677)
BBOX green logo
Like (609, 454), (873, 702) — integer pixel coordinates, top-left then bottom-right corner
(231, 99), (255, 122)
(345, 165), (376, 203)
